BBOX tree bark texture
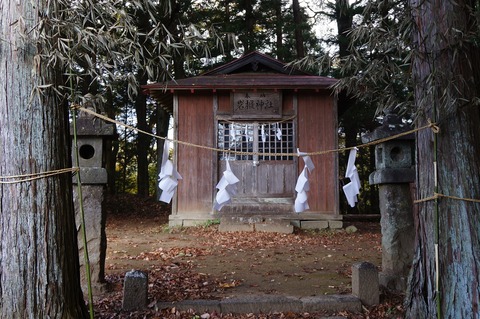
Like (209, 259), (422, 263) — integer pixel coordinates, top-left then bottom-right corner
(274, 0), (283, 60)
(242, 0), (255, 53)
(292, 0), (305, 58)
(104, 89), (119, 194)
(0, 1), (88, 318)
(135, 8), (153, 197)
(135, 83), (150, 197)
(407, 0), (480, 317)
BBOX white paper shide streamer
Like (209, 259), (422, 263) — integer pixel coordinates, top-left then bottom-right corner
(343, 148), (361, 207)
(294, 149), (315, 213)
(214, 161), (240, 211)
(276, 127), (282, 140)
(158, 141), (182, 203)
(261, 124), (267, 142)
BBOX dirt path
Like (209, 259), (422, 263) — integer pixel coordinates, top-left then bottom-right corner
(104, 207), (382, 300)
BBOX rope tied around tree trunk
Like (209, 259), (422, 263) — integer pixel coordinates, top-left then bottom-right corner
(0, 167), (79, 184)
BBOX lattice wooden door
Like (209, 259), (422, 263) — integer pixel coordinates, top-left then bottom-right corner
(217, 121), (296, 198)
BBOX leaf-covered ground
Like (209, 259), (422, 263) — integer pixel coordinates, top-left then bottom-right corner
(94, 194), (404, 318)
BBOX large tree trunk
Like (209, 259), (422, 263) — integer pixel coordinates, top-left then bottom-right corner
(335, 0), (353, 58)
(135, 9), (153, 197)
(135, 79), (151, 197)
(104, 88), (119, 195)
(223, 0), (234, 61)
(406, 0), (480, 317)
(292, 0), (305, 58)
(0, 2), (88, 318)
(274, 0), (284, 60)
(242, 0), (256, 53)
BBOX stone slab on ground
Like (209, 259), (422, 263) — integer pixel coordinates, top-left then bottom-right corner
(157, 299), (222, 313)
(156, 294), (362, 315)
(219, 216), (294, 233)
(254, 222), (294, 234)
(300, 220), (329, 230)
(301, 295), (361, 313)
(218, 223), (255, 232)
(182, 219), (210, 227)
(328, 220), (343, 229)
(220, 295), (302, 313)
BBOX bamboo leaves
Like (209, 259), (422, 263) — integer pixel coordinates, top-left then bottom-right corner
(31, 0), (221, 103)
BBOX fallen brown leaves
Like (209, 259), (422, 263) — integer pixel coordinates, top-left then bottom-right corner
(95, 226), (402, 318)
(97, 195), (402, 318)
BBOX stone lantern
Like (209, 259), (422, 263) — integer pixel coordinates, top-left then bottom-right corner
(362, 113), (415, 291)
(71, 101), (114, 293)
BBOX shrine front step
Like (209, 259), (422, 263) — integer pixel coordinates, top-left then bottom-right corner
(219, 215), (344, 233)
(219, 198), (295, 216)
(219, 216), (294, 234)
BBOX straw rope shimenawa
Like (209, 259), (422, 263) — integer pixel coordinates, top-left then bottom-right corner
(2, 105), (477, 204)
(0, 167), (79, 184)
(413, 192), (480, 204)
(219, 114), (297, 125)
(72, 105), (439, 157)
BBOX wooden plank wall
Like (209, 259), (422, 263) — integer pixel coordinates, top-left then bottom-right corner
(297, 91), (338, 214)
(176, 92), (215, 214)
(217, 92), (231, 113)
(174, 89), (338, 216)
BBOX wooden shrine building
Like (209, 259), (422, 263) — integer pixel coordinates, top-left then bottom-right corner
(143, 51), (342, 229)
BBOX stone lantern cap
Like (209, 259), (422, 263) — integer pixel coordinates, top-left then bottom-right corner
(362, 113), (415, 185)
(70, 117), (115, 137)
(361, 114), (413, 144)
(70, 93), (115, 137)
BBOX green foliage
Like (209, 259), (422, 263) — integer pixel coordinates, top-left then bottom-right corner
(295, 1), (413, 117)
(202, 219), (221, 228)
(335, 0), (414, 116)
(161, 224), (186, 234)
(35, 0), (225, 100)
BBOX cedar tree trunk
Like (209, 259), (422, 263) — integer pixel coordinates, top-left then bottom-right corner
(292, 0), (305, 58)
(274, 0), (283, 60)
(406, 0), (480, 317)
(0, 1), (88, 318)
(135, 80), (151, 197)
(243, 0), (255, 53)
(135, 8), (153, 197)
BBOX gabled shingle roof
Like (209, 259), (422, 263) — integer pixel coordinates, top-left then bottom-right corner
(201, 51), (308, 76)
(142, 51), (337, 112)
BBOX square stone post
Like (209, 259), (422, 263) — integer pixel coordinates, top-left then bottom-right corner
(352, 261), (379, 306)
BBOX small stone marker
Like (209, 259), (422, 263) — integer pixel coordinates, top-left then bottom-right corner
(123, 269), (148, 311)
(352, 262), (379, 306)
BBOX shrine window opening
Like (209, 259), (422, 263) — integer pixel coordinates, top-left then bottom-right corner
(217, 121), (294, 161)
